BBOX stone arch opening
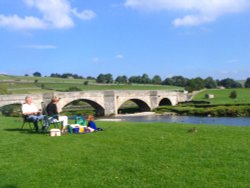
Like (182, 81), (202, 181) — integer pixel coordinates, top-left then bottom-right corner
(62, 99), (105, 117)
(159, 98), (172, 106)
(0, 103), (22, 117)
(118, 99), (151, 114)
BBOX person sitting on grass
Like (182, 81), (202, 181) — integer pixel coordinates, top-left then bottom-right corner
(75, 114), (87, 126)
(22, 96), (48, 132)
(87, 115), (103, 131)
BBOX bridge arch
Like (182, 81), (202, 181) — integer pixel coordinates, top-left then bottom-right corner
(159, 98), (172, 106)
(61, 98), (105, 116)
(117, 98), (151, 114)
(0, 103), (22, 117)
(0, 101), (22, 108)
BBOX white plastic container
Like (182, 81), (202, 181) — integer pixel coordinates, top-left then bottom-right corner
(50, 129), (61, 136)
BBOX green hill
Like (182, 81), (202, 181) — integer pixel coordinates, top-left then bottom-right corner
(193, 88), (250, 104)
(0, 74), (183, 94)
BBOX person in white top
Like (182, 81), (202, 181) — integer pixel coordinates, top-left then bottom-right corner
(22, 96), (48, 132)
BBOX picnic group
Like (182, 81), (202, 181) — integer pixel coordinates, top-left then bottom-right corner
(21, 96), (103, 135)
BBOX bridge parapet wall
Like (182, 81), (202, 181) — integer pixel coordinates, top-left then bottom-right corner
(0, 90), (189, 116)
(0, 94), (44, 109)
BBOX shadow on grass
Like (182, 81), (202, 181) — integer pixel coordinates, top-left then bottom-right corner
(4, 128), (43, 135)
(1, 185), (18, 188)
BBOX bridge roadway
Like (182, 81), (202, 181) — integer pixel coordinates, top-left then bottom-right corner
(0, 90), (188, 116)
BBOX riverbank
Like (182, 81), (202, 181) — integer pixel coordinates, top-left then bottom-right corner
(154, 104), (250, 117)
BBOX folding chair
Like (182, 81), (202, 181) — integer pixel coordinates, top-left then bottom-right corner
(41, 102), (63, 131)
(20, 115), (34, 130)
(20, 115), (43, 130)
(47, 116), (63, 129)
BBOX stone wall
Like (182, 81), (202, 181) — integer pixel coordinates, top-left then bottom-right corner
(0, 90), (189, 116)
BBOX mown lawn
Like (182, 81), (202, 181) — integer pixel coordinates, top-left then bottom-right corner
(193, 88), (250, 104)
(0, 117), (250, 188)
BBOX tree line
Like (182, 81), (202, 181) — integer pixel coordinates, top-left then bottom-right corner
(29, 72), (250, 92)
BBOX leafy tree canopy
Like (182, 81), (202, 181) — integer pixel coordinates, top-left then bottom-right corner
(33, 72), (42, 77)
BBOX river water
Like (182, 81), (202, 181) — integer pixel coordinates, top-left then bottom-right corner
(100, 114), (250, 126)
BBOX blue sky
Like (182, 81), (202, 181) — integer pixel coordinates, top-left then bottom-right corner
(0, 0), (250, 80)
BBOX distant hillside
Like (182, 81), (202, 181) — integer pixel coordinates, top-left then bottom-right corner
(0, 74), (94, 84)
(0, 74), (183, 94)
(193, 88), (250, 104)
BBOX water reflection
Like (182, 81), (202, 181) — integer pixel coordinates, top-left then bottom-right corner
(102, 115), (250, 126)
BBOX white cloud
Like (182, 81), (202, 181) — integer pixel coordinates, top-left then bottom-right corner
(125, 0), (250, 26)
(72, 9), (96, 20)
(21, 44), (57, 49)
(0, 0), (96, 30)
(115, 54), (124, 59)
(24, 0), (74, 28)
(0, 14), (47, 29)
(173, 15), (214, 27)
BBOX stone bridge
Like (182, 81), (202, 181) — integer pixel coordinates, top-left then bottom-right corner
(0, 90), (189, 116)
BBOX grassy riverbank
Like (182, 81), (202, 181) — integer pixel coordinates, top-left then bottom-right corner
(154, 105), (250, 117)
(193, 88), (250, 104)
(1, 117), (250, 188)
(155, 88), (250, 117)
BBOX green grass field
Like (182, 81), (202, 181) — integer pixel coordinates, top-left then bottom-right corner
(0, 75), (182, 94)
(0, 74), (93, 84)
(1, 117), (250, 188)
(193, 88), (250, 104)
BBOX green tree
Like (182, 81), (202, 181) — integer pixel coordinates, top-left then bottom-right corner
(152, 75), (162, 85)
(96, 74), (113, 83)
(106, 74), (113, 83)
(141, 74), (151, 84)
(229, 90), (237, 99)
(244, 78), (250, 88)
(219, 78), (242, 88)
(96, 74), (106, 83)
(87, 76), (96, 80)
(204, 77), (217, 89)
(115, 75), (128, 84)
(185, 77), (205, 92)
(162, 78), (173, 85)
(50, 73), (61, 78)
(172, 76), (189, 87)
(129, 76), (141, 84)
(33, 72), (42, 77)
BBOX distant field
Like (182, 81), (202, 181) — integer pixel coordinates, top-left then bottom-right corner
(0, 74), (183, 94)
(0, 74), (94, 84)
(0, 82), (52, 94)
(193, 88), (250, 104)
